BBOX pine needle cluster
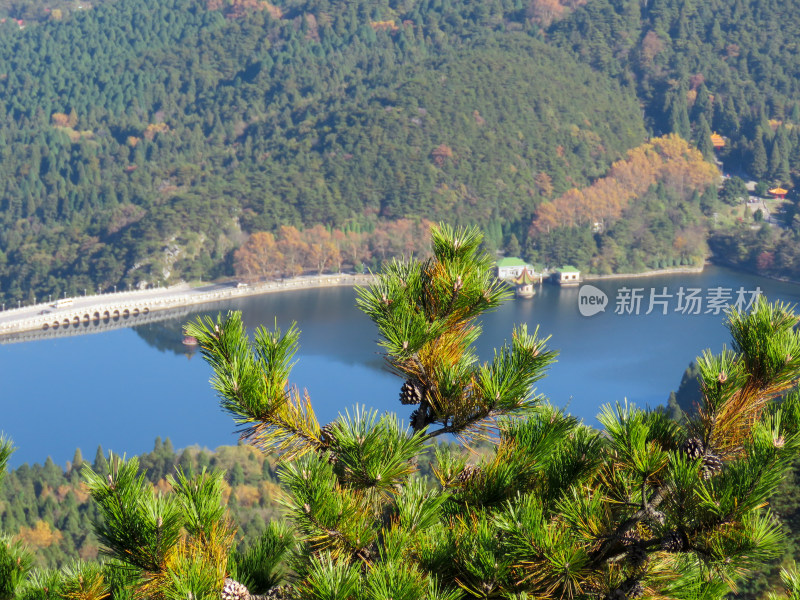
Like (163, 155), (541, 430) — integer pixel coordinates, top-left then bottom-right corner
(184, 224), (800, 599)
(81, 455), (235, 600)
(183, 223), (800, 599)
(0, 436), (35, 600)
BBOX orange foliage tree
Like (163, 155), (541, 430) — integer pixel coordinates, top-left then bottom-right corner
(233, 232), (284, 281)
(342, 230), (370, 268)
(526, 0), (588, 27)
(17, 520), (63, 550)
(530, 134), (719, 236)
(302, 224), (340, 274)
(234, 219), (434, 279)
(51, 112), (70, 127)
(276, 225), (308, 278)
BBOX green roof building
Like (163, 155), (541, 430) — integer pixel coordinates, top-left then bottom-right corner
(552, 265), (581, 286)
(496, 257), (533, 280)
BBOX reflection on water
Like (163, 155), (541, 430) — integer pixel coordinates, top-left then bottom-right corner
(133, 320), (199, 358)
(3, 266), (800, 467)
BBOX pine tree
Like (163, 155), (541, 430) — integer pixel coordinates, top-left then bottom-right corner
(752, 130), (769, 180)
(91, 445), (107, 476)
(189, 224), (800, 599)
(230, 463), (245, 487)
(71, 448), (83, 472)
(505, 233), (522, 257)
(668, 87), (691, 140)
(81, 455), (235, 600)
(696, 114), (715, 160)
(774, 126), (792, 184)
(770, 137), (785, 182)
(691, 84), (713, 124)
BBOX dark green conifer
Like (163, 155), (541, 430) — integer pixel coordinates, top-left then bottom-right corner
(668, 87), (692, 140)
(230, 463), (245, 487)
(696, 114), (715, 159)
(752, 130), (769, 180)
(91, 445), (107, 476)
(70, 448), (83, 473)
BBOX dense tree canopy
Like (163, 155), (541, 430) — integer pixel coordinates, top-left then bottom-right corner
(0, 0), (646, 304)
(549, 0), (800, 185)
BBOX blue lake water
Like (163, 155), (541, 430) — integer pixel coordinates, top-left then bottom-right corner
(3, 265), (800, 467)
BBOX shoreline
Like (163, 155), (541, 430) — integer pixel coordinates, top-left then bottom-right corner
(0, 273), (377, 337)
(582, 264), (706, 281)
(706, 258), (800, 288)
(4, 258), (798, 339)
(0, 261), (745, 338)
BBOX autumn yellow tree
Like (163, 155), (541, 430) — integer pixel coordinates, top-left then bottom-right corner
(342, 230), (370, 268)
(302, 225), (340, 275)
(234, 232), (284, 281)
(530, 134), (719, 235)
(276, 225), (309, 277)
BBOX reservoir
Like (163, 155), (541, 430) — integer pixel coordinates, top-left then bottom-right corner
(2, 265), (800, 467)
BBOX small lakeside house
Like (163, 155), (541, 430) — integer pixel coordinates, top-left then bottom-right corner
(552, 266), (581, 286)
(496, 257), (534, 281)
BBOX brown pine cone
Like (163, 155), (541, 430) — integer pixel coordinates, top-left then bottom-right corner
(629, 582), (645, 599)
(399, 379), (424, 405)
(221, 578), (251, 600)
(701, 453), (723, 479)
(319, 423), (336, 447)
(263, 586), (292, 600)
(457, 464), (482, 484)
(681, 437), (705, 460)
(660, 529), (686, 552)
(410, 408), (429, 430)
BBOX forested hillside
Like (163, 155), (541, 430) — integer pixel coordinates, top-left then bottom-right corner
(527, 134), (718, 272)
(0, 440), (285, 568)
(4, 0), (800, 302)
(539, 0), (800, 281)
(0, 0), (646, 304)
(550, 0), (800, 182)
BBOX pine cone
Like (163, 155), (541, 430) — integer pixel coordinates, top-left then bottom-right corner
(681, 437), (705, 460)
(607, 580), (644, 600)
(263, 586), (292, 600)
(399, 380), (424, 405)
(319, 423), (336, 447)
(410, 408), (433, 430)
(701, 453), (723, 479)
(627, 544), (647, 568)
(620, 531), (641, 554)
(457, 464), (482, 485)
(629, 582), (644, 599)
(660, 529), (686, 552)
(221, 578), (251, 600)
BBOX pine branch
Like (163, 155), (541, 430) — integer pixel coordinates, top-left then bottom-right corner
(0, 436), (13, 491)
(186, 313), (323, 459)
(692, 299), (800, 461)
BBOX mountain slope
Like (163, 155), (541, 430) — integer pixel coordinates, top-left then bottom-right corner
(0, 0), (647, 301)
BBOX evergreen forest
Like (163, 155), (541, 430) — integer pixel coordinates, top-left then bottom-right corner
(6, 0), (800, 302)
